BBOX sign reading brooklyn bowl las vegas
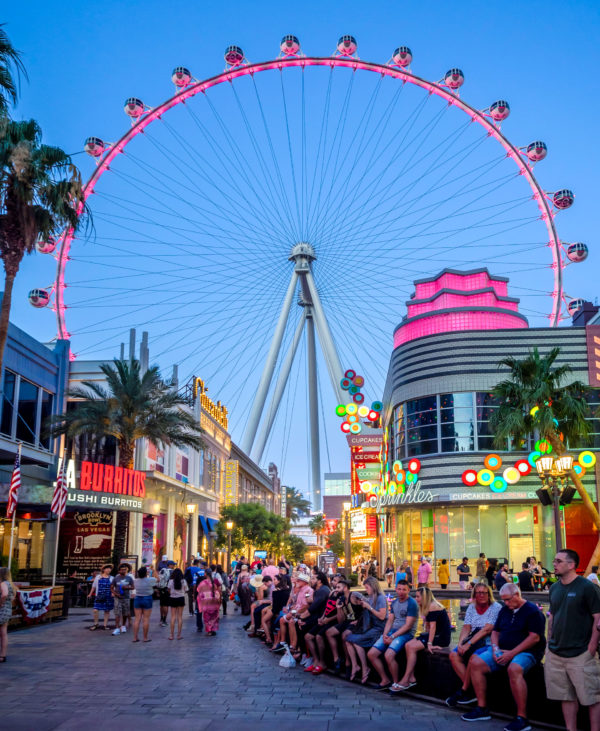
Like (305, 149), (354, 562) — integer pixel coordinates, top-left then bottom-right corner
(58, 459), (149, 512)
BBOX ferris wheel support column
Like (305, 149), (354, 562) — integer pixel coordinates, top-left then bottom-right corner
(241, 270), (298, 455)
(306, 307), (322, 513)
(252, 309), (307, 465)
(304, 270), (344, 403)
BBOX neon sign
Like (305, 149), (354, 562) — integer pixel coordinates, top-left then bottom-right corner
(193, 377), (229, 429)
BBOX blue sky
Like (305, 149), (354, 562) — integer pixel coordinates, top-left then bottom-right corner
(3, 1), (599, 503)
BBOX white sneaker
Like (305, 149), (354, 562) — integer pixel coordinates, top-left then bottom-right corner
(112, 628), (121, 636)
(120, 626), (127, 633)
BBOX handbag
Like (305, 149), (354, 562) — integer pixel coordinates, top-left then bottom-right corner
(278, 643), (297, 668)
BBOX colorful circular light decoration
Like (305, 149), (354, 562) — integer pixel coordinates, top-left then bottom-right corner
(535, 439), (552, 454)
(477, 469), (495, 486)
(503, 467), (520, 485)
(392, 460), (403, 473)
(462, 469), (478, 486)
(484, 454), (502, 470)
(515, 459), (531, 475)
(335, 404), (346, 417)
(360, 480), (372, 494)
(406, 471), (416, 483)
(367, 410), (379, 421)
(579, 451), (597, 468)
(353, 392), (365, 404)
(491, 476), (507, 493)
(347, 414), (359, 424)
(344, 369), (356, 380)
(388, 481), (397, 495)
(371, 401), (383, 412)
(349, 422), (362, 434)
(530, 406), (539, 417)
(573, 461), (586, 477)
(349, 385), (359, 395)
(346, 403), (358, 415)
(353, 375), (365, 387)
(396, 469), (406, 483)
(340, 378), (351, 390)
(358, 405), (369, 418)
(407, 458), (421, 473)
(340, 422), (351, 433)
(527, 451), (542, 467)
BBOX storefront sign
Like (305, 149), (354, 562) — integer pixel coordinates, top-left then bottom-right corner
(356, 467), (380, 480)
(193, 377), (229, 429)
(350, 510), (367, 536)
(67, 491), (145, 512)
(370, 481), (437, 509)
(56, 458), (148, 510)
(346, 430), (383, 451)
(280, 483), (287, 519)
(224, 460), (239, 506)
(59, 510), (113, 573)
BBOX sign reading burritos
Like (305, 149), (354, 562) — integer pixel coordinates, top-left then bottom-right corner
(57, 459), (148, 513)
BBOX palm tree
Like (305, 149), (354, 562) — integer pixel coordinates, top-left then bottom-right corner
(490, 347), (600, 570)
(285, 486), (311, 523)
(0, 118), (88, 375)
(0, 24), (26, 115)
(50, 359), (205, 562)
(308, 513), (327, 548)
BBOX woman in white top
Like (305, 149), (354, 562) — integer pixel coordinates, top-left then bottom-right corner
(167, 568), (188, 640)
(132, 566), (157, 642)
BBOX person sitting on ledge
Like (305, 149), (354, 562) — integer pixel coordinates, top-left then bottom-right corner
(393, 586), (451, 692)
(367, 579), (418, 690)
(460, 582), (546, 731)
(446, 584), (501, 707)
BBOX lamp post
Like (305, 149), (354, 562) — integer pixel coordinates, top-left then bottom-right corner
(535, 454), (575, 554)
(343, 501), (351, 579)
(186, 503), (196, 563)
(225, 520), (234, 572)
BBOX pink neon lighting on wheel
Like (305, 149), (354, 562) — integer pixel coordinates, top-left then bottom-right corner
(394, 268), (528, 347)
(54, 56), (564, 342)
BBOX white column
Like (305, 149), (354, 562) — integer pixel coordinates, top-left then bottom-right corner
(166, 496), (175, 560)
(128, 511), (143, 557)
(190, 511), (199, 557)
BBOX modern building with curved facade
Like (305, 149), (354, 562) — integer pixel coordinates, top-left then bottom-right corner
(378, 268), (599, 581)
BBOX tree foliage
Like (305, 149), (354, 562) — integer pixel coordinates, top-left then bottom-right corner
(283, 534), (307, 564)
(285, 486), (311, 522)
(215, 502), (288, 555)
(0, 24), (26, 116)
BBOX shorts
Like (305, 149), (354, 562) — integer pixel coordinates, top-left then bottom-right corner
(134, 595), (153, 610)
(170, 597), (185, 608)
(416, 632), (448, 648)
(311, 619), (337, 637)
(113, 597), (131, 618)
(452, 643), (489, 663)
(477, 647), (537, 675)
(372, 630), (413, 654)
(545, 650), (600, 706)
(159, 588), (170, 607)
(346, 627), (381, 649)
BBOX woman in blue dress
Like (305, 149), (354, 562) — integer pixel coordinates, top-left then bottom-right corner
(88, 564), (114, 630)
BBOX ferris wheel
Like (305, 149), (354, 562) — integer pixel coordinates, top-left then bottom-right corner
(28, 35), (587, 500)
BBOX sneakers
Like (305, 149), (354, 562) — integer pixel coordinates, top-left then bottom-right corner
(446, 689), (477, 707)
(461, 707), (492, 722)
(120, 627), (127, 633)
(270, 643), (285, 653)
(112, 628), (121, 636)
(504, 717), (531, 731)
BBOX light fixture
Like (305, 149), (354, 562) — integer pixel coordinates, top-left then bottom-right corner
(535, 455), (554, 477)
(556, 455), (574, 473)
(225, 520), (233, 531)
(342, 502), (351, 512)
(186, 503), (197, 515)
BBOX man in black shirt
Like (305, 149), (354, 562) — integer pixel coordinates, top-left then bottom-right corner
(517, 563), (534, 593)
(461, 583), (545, 731)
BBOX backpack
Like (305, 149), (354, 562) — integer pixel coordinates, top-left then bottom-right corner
(158, 568), (171, 589)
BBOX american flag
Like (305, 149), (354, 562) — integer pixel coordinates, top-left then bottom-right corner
(6, 449), (21, 519)
(51, 457), (68, 519)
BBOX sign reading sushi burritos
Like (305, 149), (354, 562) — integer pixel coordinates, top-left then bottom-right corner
(58, 459), (148, 512)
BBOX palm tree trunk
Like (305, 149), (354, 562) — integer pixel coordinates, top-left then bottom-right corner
(0, 270), (16, 377)
(112, 440), (135, 565)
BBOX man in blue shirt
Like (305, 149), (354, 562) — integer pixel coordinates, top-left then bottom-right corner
(461, 582), (545, 731)
(367, 580), (418, 690)
(184, 559), (203, 616)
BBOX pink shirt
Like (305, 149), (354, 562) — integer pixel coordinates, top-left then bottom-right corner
(262, 565), (279, 581)
(292, 585), (313, 611)
(417, 562), (432, 583)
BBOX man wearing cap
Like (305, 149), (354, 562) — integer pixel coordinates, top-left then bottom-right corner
(158, 560), (176, 627)
(157, 555), (170, 571)
(272, 571), (313, 653)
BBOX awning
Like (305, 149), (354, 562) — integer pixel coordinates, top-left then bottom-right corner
(199, 515), (209, 535)
(207, 518), (219, 532)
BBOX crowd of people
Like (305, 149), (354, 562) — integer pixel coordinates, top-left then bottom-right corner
(245, 548), (600, 731)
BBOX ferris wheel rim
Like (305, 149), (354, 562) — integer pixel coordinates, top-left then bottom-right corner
(54, 54), (564, 343)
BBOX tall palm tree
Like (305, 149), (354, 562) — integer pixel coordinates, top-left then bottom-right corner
(0, 118), (88, 375)
(308, 513), (327, 548)
(50, 359), (205, 562)
(285, 486), (311, 523)
(0, 24), (26, 116)
(490, 347), (600, 570)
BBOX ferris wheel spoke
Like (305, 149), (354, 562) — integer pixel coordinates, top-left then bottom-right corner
(279, 70), (303, 238)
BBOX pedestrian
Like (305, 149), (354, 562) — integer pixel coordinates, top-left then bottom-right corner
(216, 564), (230, 615)
(157, 560), (174, 627)
(494, 562), (510, 591)
(417, 557), (432, 588)
(438, 559), (450, 589)
(385, 558), (395, 588)
(529, 556), (542, 591)
(475, 553), (488, 584)
(544, 548), (600, 731)
(0, 566), (15, 662)
(461, 583), (546, 730)
(326, 583), (364, 674)
(132, 566), (156, 643)
(262, 558), (279, 581)
(518, 563), (535, 593)
(457, 557), (472, 590)
(485, 558), (497, 587)
(304, 575), (341, 673)
(344, 576), (388, 684)
(395, 587), (451, 692)
(111, 563), (134, 636)
(294, 571), (331, 665)
(446, 583), (501, 707)
(157, 554), (170, 570)
(197, 567), (222, 635)
(167, 567), (188, 640)
(184, 559), (203, 616)
(367, 579), (418, 690)
(404, 560), (413, 588)
(88, 564), (114, 631)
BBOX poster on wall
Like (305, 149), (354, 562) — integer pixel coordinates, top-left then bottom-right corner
(141, 515), (155, 567)
(59, 510), (113, 574)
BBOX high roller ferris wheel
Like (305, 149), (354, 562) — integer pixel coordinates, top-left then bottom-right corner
(27, 34), (588, 508)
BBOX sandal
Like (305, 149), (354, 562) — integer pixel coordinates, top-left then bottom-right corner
(89, 625), (99, 631)
(143, 639), (152, 643)
(132, 639), (140, 643)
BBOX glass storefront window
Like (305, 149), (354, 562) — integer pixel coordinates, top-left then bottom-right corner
(39, 389), (53, 449)
(448, 509), (464, 566)
(463, 506), (480, 558)
(16, 378), (39, 444)
(480, 505), (508, 561)
(1, 369), (15, 436)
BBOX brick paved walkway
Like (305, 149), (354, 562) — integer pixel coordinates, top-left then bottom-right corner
(2, 607), (511, 730)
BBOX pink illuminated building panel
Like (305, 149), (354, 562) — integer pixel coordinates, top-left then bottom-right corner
(393, 268), (528, 347)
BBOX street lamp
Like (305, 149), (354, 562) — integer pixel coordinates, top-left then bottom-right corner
(343, 501), (351, 579)
(535, 454), (575, 553)
(186, 503), (196, 562)
(225, 520), (234, 572)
